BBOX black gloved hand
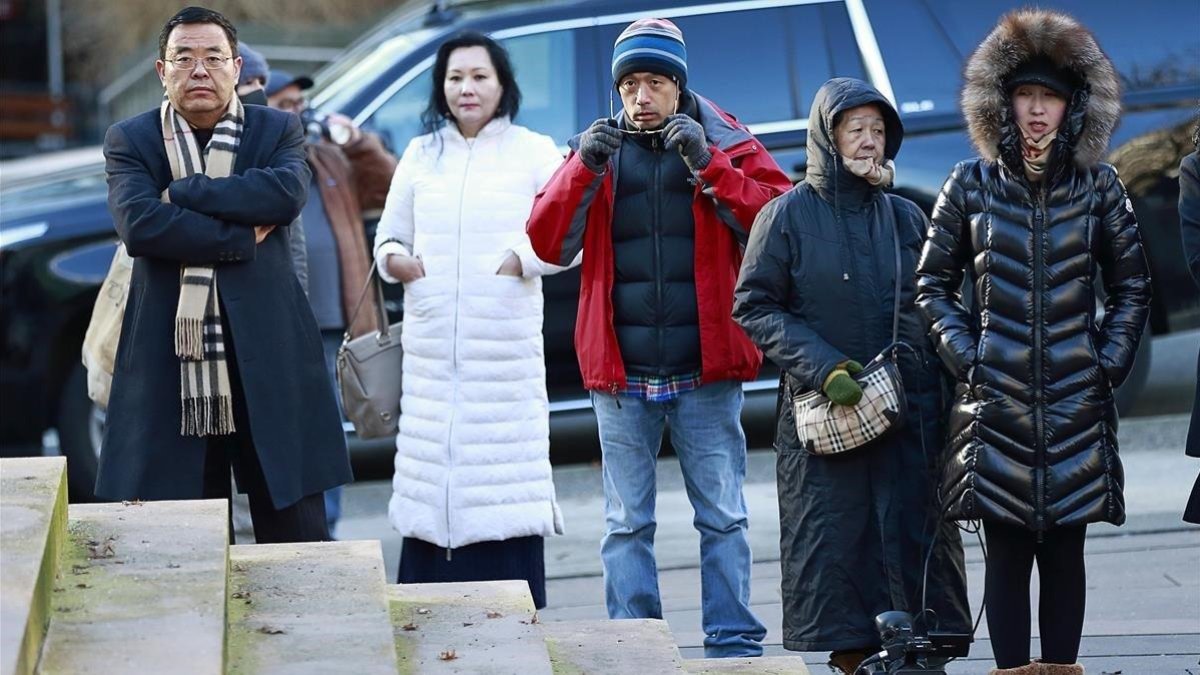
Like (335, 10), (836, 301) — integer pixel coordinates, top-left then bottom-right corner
(662, 113), (711, 171)
(578, 118), (623, 174)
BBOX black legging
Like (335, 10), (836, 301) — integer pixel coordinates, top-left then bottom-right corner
(983, 521), (1087, 668)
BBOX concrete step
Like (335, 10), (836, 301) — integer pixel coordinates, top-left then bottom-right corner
(227, 539), (397, 675)
(0, 457), (68, 675)
(38, 499), (228, 674)
(387, 580), (550, 674)
(683, 656), (812, 674)
(541, 619), (686, 674)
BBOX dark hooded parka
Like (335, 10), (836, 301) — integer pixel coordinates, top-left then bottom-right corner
(733, 78), (970, 652)
(916, 10), (1152, 532)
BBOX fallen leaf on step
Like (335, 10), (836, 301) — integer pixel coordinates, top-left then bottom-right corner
(520, 613), (540, 625)
(401, 623), (418, 631)
(75, 583), (90, 589)
(86, 537), (116, 559)
(485, 610), (502, 619)
(167, 562), (181, 569)
(438, 650), (458, 661)
(462, 622), (474, 627)
(257, 626), (286, 635)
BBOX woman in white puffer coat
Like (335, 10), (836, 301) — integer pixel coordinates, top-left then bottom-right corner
(373, 32), (568, 608)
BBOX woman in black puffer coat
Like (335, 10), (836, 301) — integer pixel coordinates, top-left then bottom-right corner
(916, 10), (1152, 674)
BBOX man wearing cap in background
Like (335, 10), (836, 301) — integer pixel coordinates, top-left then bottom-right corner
(526, 18), (790, 658)
(265, 67), (398, 538)
(240, 46), (308, 294)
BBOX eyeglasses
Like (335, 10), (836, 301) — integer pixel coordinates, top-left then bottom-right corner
(165, 55), (233, 71)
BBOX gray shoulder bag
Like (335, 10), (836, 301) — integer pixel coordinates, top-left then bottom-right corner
(336, 260), (403, 439)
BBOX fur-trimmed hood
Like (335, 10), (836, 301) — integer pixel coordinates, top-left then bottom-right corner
(962, 9), (1121, 168)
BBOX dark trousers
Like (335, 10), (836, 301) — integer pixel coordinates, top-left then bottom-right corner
(200, 319), (330, 544)
(201, 431), (330, 544)
(983, 521), (1087, 668)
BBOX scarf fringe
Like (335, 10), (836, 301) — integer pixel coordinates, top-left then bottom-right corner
(181, 395), (236, 437)
(175, 317), (205, 361)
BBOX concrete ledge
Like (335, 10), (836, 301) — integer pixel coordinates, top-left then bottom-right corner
(39, 499), (228, 675)
(0, 457), (67, 675)
(227, 540), (396, 675)
(684, 656), (812, 674)
(541, 619), (685, 674)
(388, 580), (550, 674)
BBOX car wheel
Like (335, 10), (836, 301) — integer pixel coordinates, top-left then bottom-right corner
(56, 362), (105, 501)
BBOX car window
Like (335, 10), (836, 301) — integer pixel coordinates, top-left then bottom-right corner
(365, 29), (577, 152)
(867, 0), (1200, 118)
(498, 30), (577, 145)
(793, 3), (868, 114)
(0, 168), (108, 214)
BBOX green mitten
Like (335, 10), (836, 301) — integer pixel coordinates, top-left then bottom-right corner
(843, 360), (864, 375)
(823, 368), (864, 406)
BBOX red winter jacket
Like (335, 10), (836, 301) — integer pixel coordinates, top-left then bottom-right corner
(527, 93), (791, 393)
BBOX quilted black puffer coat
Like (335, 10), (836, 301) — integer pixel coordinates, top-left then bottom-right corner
(916, 10), (1152, 531)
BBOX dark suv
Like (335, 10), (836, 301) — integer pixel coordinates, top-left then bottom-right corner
(2, 0), (1197, 498)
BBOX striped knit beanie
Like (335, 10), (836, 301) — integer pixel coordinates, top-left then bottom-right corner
(611, 18), (687, 88)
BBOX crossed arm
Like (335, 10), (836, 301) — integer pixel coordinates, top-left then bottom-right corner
(104, 116), (310, 266)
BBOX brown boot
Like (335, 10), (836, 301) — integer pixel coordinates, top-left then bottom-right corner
(828, 650), (869, 674)
(1038, 663), (1084, 675)
(988, 664), (1040, 675)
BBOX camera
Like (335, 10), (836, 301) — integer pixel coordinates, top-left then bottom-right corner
(300, 108), (352, 146)
(855, 611), (972, 674)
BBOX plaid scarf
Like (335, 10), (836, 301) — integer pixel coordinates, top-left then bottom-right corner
(160, 94), (243, 436)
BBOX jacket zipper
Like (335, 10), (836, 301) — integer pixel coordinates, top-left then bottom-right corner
(653, 138), (666, 374)
(445, 137), (475, 559)
(1032, 190), (1046, 537)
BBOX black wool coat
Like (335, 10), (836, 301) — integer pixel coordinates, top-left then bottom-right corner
(734, 78), (970, 652)
(96, 105), (352, 509)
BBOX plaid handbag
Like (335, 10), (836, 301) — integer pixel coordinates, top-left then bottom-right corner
(789, 197), (907, 456)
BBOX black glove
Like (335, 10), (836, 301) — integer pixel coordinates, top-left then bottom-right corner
(578, 118), (622, 174)
(662, 113), (711, 171)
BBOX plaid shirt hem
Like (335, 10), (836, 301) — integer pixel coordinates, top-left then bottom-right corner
(619, 371), (703, 402)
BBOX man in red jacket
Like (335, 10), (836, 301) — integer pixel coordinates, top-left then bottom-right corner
(526, 18), (790, 658)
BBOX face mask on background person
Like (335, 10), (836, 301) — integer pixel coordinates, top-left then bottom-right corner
(239, 88), (268, 107)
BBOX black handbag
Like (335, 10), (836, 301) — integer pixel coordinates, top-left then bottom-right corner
(789, 199), (907, 455)
(336, 261), (403, 439)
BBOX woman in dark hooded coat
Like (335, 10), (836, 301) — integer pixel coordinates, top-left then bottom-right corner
(916, 9), (1152, 674)
(733, 77), (970, 675)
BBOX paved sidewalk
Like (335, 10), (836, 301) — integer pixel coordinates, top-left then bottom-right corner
(338, 414), (1200, 673)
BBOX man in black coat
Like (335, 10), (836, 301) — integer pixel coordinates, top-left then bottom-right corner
(97, 6), (351, 542)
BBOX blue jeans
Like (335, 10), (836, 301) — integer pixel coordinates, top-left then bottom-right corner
(320, 330), (346, 536)
(590, 380), (765, 658)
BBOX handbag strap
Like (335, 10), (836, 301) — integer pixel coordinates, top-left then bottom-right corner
(889, 197), (902, 348)
(345, 259), (390, 341)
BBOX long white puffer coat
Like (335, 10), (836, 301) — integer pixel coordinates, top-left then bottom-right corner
(374, 117), (566, 548)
